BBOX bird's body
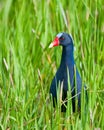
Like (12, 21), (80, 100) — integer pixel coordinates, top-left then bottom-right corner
(49, 32), (82, 112)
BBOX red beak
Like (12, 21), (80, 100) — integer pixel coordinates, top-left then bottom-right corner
(49, 37), (59, 48)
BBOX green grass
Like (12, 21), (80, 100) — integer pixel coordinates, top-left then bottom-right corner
(0, 0), (104, 129)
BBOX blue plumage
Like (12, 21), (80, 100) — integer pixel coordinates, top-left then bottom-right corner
(49, 32), (82, 112)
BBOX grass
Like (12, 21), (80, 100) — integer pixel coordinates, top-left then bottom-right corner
(0, 0), (104, 129)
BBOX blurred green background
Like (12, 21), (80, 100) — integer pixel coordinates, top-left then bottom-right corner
(0, 0), (104, 129)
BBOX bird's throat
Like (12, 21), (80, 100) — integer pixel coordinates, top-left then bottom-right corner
(59, 45), (75, 88)
(61, 45), (74, 66)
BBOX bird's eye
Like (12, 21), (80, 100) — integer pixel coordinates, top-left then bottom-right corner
(59, 36), (64, 40)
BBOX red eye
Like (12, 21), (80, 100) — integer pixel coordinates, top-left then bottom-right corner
(60, 37), (64, 40)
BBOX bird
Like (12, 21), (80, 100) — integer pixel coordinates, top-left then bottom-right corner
(49, 32), (83, 112)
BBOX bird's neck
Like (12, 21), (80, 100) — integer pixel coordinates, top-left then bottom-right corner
(61, 45), (74, 66)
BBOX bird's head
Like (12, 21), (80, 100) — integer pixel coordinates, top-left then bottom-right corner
(49, 32), (73, 48)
